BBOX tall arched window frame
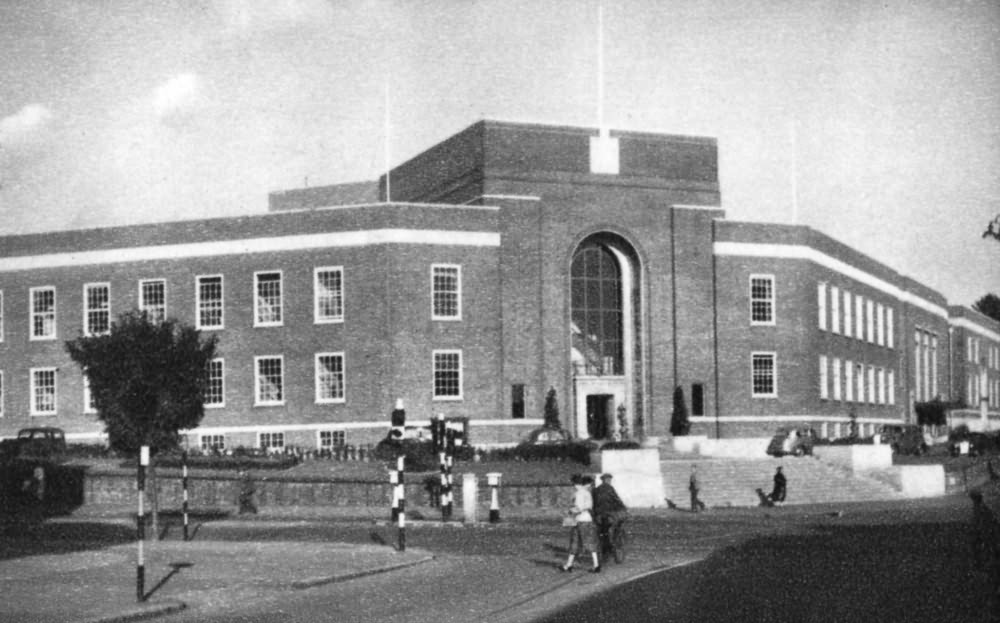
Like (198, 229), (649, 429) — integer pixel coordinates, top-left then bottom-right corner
(570, 243), (623, 376)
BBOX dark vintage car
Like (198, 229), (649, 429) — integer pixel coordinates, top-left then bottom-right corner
(949, 431), (997, 457)
(879, 424), (928, 456)
(766, 427), (816, 457)
(0, 426), (67, 462)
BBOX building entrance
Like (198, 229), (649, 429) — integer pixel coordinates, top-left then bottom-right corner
(586, 394), (614, 439)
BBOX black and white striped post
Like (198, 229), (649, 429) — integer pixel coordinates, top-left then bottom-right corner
(181, 450), (190, 541)
(396, 455), (406, 552)
(443, 428), (455, 520)
(136, 445), (149, 602)
(389, 468), (399, 523)
(487, 472), (501, 523)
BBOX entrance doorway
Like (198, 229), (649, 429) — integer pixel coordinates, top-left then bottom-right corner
(587, 394), (614, 440)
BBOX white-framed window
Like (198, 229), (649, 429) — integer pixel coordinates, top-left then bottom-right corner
(201, 435), (226, 452)
(432, 264), (462, 320)
(854, 295), (864, 340)
(931, 335), (939, 398)
(315, 352), (345, 403)
(84, 283), (111, 336)
(819, 355), (829, 400)
(204, 358), (225, 407)
(254, 355), (284, 406)
(433, 350), (463, 400)
(196, 275), (224, 329)
(139, 279), (167, 324)
(30, 286), (56, 340)
(83, 373), (97, 413)
(867, 365), (876, 404)
(254, 271), (283, 327)
(259, 431), (284, 451)
(856, 363), (865, 404)
(843, 291), (852, 338)
(877, 368), (886, 405)
(314, 266), (344, 324)
(968, 337), (974, 363)
(830, 286), (840, 334)
(888, 369), (896, 405)
(866, 300), (875, 343)
(876, 303), (885, 346)
(845, 359), (854, 402)
(887, 307), (894, 349)
(751, 352), (777, 397)
(832, 357), (842, 401)
(817, 283), (827, 331)
(318, 429), (346, 450)
(30, 367), (57, 415)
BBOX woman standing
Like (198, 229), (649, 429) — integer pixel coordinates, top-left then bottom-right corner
(561, 474), (600, 573)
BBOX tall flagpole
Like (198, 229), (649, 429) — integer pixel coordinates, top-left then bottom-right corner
(597, 4), (606, 137)
(384, 79), (391, 203)
(789, 119), (798, 225)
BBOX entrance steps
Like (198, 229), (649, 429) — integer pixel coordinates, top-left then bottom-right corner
(660, 456), (905, 508)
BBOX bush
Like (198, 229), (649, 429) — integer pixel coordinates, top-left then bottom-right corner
(64, 443), (114, 459)
(150, 449), (300, 470)
(599, 440), (641, 450)
(497, 441), (596, 464)
(813, 436), (875, 446)
(372, 437), (473, 472)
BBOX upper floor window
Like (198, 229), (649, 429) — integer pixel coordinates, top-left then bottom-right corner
(843, 291), (852, 338)
(876, 303), (885, 346)
(819, 355), (829, 399)
(866, 300), (875, 343)
(314, 267), (344, 323)
(854, 295), (864, 340)
(832, 357), (842, 401)
(139, 279), (166, 324)
(197, 275), (224, 330)
(30, 367), (57, 415)
(817, 283), (827, 331)
(30, 286), (56, 340)
(844, 359), (854, 402)
(315, 352), (345, 403)
(432, 264), (461, 320)
(751, 352), (776, 397)
(750, 275), (775, 325)
(886, 307), (895, 349)
(254, 355), (284, 406)
(433, 350), (463, 400)
(204, 358), (225, 407)
(571, 244), (623, 376)
(254, 271), (283, 327)
(830, 286), (840, 334)
(84, 283), (111, 336)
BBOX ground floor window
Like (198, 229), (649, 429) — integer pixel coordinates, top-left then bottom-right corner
(204, 359), (224, 407)
(255, 356), (284, 405)
(31, 367), (57, 415)
(259, 432), (284, 451)
(200, 435), (225, 452)
(433, 350), (462, 399)
(751, 353), (776, 397)
(319, 430), (346, 449)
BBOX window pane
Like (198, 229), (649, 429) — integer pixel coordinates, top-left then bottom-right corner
(315, 268), (344, 322)
(198, 277), (223, 328)
(255, 272), (282, 325)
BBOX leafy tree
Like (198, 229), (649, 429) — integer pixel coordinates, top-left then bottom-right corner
(543, 387), (561, 429)
(65, 311), (218, 455)
(973, 293), (1000, 325)
(984, 215), (1000, 242)
(670, 386), (691, 436)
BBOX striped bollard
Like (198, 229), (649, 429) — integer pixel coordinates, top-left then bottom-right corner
(487, 472), (501, 523)
(444, 454), (454, 521)
(397, 455), (406, 552)
(389, 469), (399, 523)
(439, 451), (448, 520)
(182, 451), (189, 541)
(137, 445), (149, 602)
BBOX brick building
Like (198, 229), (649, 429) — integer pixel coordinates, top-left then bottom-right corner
(0, 120), (997, 450)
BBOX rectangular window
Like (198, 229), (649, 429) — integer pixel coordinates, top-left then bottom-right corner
(751, 352), (776, 397)
(819, 355), (829, 400)
(83, 373), (97, 413)
(914, 331), (923, 401)
(843, 291), (852, 338)
(888, 369), (896, 405)
(817, 283), (827, 330)
(259, 432), (285, 451)
(255, 356), (284, 405)
(315, 353), (345, 403)
(845, 359), (854, 402)
(968, 337), (974, 363)
(887, 308), (894, 349)
(254, 271), (283, 327)
(139, 279), (167, 324)
(197, 276), (224, 329)
(691, 383), (705, 416)
(855, 295), (864, 340)
(931, 335), (938, 398)
(433, 350), (463, 400)
(84, 283), (111, 336)
(876, 303), (885, 346)
(830, 286), (840, 334)
(31, 367), (57, 415)
(200, 435), (225, 452)
(319, 429), (346, 450)
(314, 267), (344, 323)
(877, 368), (886, 405)
(866, 300), (875, 343)
(204, 359), (225, 407)
(432, 265), (462, 320)
(511, 384), (525, 419)
(832, 357), (842, 401)
(856, 363), (865, 405)
(867, 365), (876, 404)
(30, 286), (56, 340)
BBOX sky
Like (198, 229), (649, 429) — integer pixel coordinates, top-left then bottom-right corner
(1, 0), (998, 307)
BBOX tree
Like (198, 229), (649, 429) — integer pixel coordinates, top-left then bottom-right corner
(984, 215), (1000, 242)
(65, 311), (218, 454)
(670, 386), (691, 436)
(973, 293), (1000, 325)
(543, 387), (561, 429)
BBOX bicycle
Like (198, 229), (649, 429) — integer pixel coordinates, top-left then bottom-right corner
(597, 514), (628, 564)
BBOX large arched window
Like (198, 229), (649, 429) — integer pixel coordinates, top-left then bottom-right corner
(571, 243), (623, 376)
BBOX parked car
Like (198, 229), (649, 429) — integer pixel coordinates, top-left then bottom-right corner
(879, 424), (928, 455)
(0, 426), (66, 462)
(766, 427), (816, 457)
(526, 427), (573, 445)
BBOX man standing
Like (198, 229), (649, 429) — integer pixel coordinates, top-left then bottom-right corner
(689, 464), (706, 512)
(770, 466), (787, 505)
(593, 473), (628, 562)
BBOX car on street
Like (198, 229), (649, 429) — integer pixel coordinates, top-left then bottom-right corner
(0, 427), (66, 462)
(766, 427), (816, 457)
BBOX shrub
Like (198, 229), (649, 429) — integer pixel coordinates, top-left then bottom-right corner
(372, 436), (473, 471)
(599, 440), (641, 451)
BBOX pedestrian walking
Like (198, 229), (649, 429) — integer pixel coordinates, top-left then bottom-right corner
(593, 473), (628, 565)
(561, 474), (600, 573)
(689, 465), (706, 512)
(769, 466), (787, 505)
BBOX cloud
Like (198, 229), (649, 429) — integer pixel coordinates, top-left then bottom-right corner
(152, 73), (204, 121)
(214, 0), (334, 36)
(0, 104), (53, 146)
